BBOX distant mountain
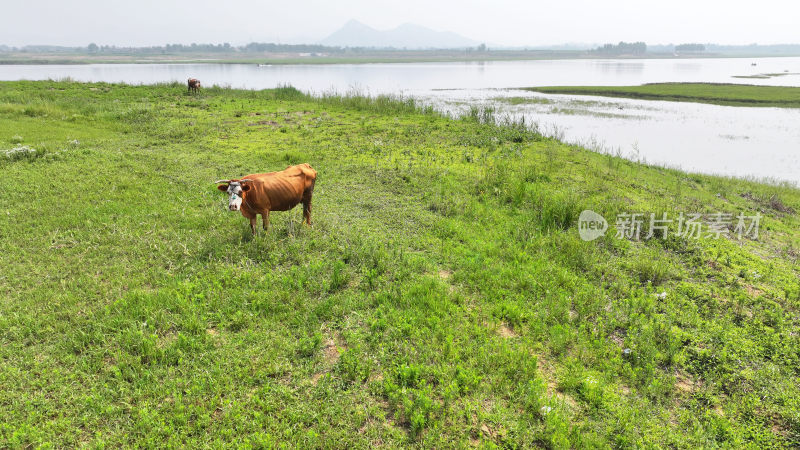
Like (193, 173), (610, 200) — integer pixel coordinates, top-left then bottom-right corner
(320, 20), (480, 49)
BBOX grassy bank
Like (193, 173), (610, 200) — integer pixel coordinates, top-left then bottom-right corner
(1, 81), (799, 447)
(525, 83), (800, 108)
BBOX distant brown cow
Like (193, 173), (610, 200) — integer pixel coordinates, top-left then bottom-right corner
(187, 78), (201, 93)
(216, 163), (317, 234)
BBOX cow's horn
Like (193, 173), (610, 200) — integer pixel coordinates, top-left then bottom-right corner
(214, 179), (231, 184)
(239, 179), (253, 183)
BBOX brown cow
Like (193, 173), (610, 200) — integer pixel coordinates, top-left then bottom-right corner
(187, 78), (201, 93)
(216, 163), (317, 234)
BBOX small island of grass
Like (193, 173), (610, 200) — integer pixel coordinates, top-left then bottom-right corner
(523, 82), (800, 108)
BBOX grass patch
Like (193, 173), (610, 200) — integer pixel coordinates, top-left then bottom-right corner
(491, 96), (553, 105)
(1, 80), (799, 447)
(733, 72), (799, 79)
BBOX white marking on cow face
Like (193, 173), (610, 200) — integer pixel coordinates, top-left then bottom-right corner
(225, 182), (245, 211)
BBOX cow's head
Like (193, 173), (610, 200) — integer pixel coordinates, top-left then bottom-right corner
(216, 179), (252, 211)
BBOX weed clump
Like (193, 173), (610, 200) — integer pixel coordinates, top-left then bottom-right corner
(2, 145), (43, 162)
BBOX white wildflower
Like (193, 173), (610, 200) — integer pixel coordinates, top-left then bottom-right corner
(4, 145), (36, 159)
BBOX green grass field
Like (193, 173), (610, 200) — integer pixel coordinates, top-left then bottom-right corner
(1, 81), (799, 447)
(524, 83), (800, 108)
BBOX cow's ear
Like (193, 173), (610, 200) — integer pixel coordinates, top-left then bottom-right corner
(241, 184), (252, 192)
(217, 184), (228, 192)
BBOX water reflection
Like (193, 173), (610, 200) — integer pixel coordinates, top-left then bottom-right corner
(2, 57), (800, 91)
(675, 63), (702, 73)
(592, 61), (645, 76)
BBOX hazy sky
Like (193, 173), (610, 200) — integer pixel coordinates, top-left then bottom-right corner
(2, 0), (798, 47)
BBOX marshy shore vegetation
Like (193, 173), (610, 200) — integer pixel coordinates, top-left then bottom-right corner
(524, 82), (800, 108)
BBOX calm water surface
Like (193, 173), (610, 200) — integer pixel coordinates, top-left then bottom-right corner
(2, 58), (799, 183)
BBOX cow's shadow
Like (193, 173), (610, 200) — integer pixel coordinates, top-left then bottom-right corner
(223, 216), (313, 248)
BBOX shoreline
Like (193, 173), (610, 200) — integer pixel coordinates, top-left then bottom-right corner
(3, 53), (800, 66)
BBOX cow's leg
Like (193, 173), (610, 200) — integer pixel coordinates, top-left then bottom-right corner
(249, 216), (258, 235)
(262, 210), (270, 231)
(302, 199), (312, 226)
(302, 181), (314, 226)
